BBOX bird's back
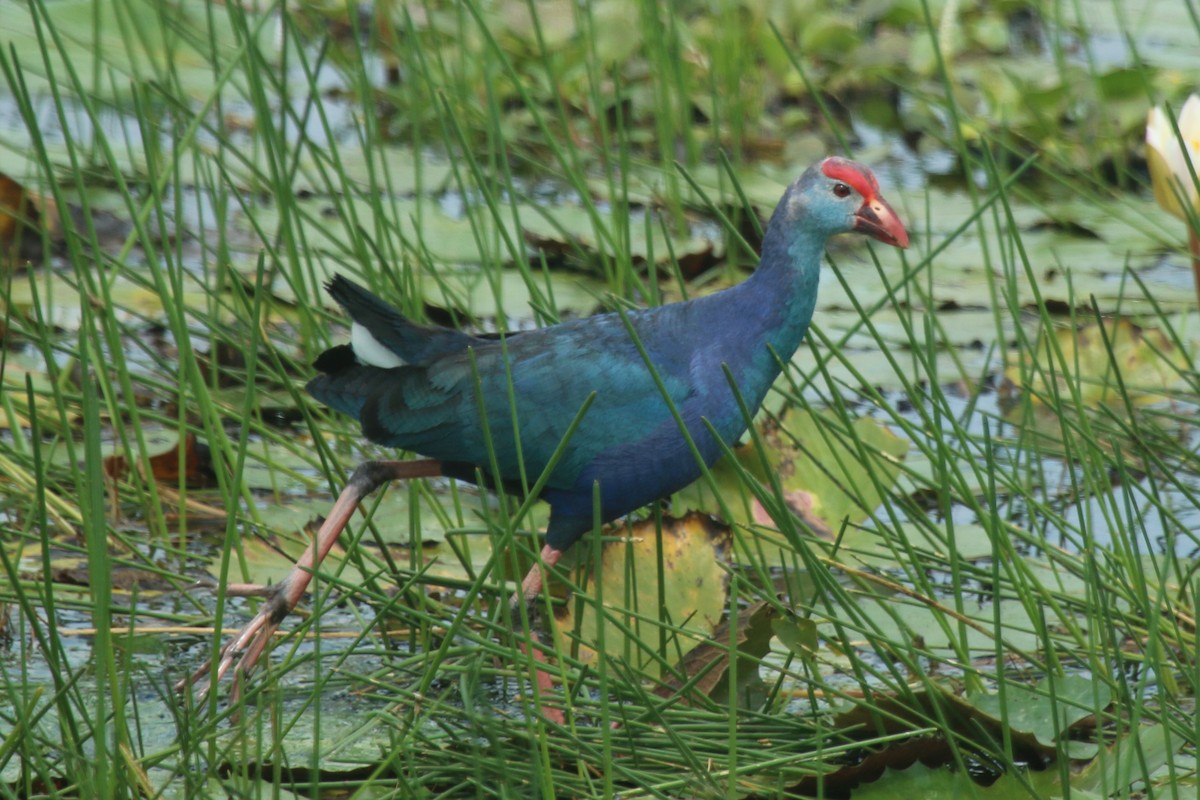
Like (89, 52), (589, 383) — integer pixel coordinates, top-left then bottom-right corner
(307, 278), (778, 518)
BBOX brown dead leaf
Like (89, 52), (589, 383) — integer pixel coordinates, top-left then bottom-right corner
(0, 172), (134, 267)
(196, 339), (249, 387)
(103, 432), (216, 488)
(655, 599), (779, 706)
(0, 172), (43, 267)
(53, 565), (174, 592)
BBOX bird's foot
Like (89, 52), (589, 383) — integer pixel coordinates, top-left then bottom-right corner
(175, 578), (295, 704)
(175, 459), (443, 704)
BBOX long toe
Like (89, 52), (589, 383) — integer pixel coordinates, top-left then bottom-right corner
(177, 599), (281, 698)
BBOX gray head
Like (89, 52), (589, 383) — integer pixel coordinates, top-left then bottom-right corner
(773, 157), (909, 248)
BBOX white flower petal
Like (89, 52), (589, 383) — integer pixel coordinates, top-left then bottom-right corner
(1178, 93), (1200, 132)
(1146, 106), (1169, 149)
(1147, 94), (1200, 209)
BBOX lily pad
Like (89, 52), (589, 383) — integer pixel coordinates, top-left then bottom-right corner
(3, 0), (279, 101)
(753, 408), (909, 534)
(1003, 317), (1192, 407)
(673, 409), (908, 544)
(968, 675), (1109, 759)
(550, 512), (731, 679)
(845, 586), (1045, 656)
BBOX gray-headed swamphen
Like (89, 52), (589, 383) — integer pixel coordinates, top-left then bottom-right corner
(181, 156), (909, 701)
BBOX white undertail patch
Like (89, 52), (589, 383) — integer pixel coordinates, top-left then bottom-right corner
(351, 322), (406, 368)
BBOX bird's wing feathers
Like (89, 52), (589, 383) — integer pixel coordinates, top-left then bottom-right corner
(342, 309), (696, 490)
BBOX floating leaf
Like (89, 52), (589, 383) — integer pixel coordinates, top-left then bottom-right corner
(550, 512), (731, 679)
(771, 612), (819, 659)
(968, 675), (1109, 759)
(828, 760), (987, 799)
(1002, 317), (1191, 407)
(4, 0), (280, 100)
(752, 409), (909, 534)
(831, 685), (1057, 764)
(672, 410), (907, 541)
(670, 443), (764, 529)
(785, 681), (1090, 796)
(1068, 723), (1176, 796)
(848, 582), (1045, 656)
(850, 762), (1111, 799)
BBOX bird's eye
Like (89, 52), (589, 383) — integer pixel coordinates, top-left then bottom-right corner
(832, 182), (851, 198)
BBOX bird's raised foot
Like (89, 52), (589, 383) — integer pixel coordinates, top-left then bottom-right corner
(174, 578), (295, 703)
(175, 459), (443, 703)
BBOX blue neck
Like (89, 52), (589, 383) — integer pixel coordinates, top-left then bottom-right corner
(742, 225), (825, 358)
(694, 223), (826, 422)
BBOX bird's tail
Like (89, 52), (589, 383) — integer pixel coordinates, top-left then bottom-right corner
(325, 274), (478, 366)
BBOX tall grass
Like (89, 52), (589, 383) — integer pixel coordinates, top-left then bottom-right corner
(0, 0), (1196, 797)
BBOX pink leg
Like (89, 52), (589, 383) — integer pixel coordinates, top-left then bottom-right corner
(510, 545), (565, 724)
(177, 459), (442, 700)
(512, 544), (563, 607)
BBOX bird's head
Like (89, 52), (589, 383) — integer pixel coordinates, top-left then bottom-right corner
(781, 157), (910, 249)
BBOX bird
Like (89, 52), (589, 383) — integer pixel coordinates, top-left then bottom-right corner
(178, 156), (909, 704)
